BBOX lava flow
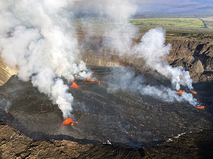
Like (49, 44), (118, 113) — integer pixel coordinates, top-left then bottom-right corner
(196, 106), (205, 109)
(84, 79), (96, 82)
(70, 82), (80, 88)
(62, 118), (72, 125)
(191, 91), (197, 94)
(83, 79), (100, 85)
(62, 118), (78, 126)
(177, 90), (183, 94)
(62, 118), (74, 126)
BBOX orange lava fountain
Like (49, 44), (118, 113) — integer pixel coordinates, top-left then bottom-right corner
(177, 90), (183, 94)
(62, 118), (73, 125)
(70, 82), (80, 88)
(62, 118), (78, 126)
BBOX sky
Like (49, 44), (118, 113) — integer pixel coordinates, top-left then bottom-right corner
(136, 0), (213, 15)
(72, 0), (213, 17)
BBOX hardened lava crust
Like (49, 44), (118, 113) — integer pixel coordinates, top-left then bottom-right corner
(0, 66), (212, 148)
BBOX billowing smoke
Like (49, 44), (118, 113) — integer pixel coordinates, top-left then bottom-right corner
(135, 28), (193, 91)
(0, 0), (198, 122)
(86, 1), (196, 104)
(100, 0), (138, 54)
(97, 1), (193, 91)
(76, 1), (194, 92)
(107, 69), (198, 106)
(0, 0), (91, 119)
(75, 0), (139, 54)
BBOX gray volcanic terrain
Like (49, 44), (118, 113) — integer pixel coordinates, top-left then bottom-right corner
(0, 65), (211, 149)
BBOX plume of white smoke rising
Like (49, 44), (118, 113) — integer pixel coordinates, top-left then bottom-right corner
(94, 1), (196, 103)
(135, 28), (193, 91)
(84, 1), (193, 91)
(74, 0), (196, 105)
(0, 0), (90, 119)
(76, 0), (139, 54)
(107, 69), (198, 106)
(102, 0), (139, 54)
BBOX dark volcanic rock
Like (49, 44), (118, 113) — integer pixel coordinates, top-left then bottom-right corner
(143, 129), (213, 159)
(191, 60), (205, 74)
(1, 121), (213, 159)
(166, 40), (213, 82)
(0, 66), (212, 150)
(0, 122), (93, 159)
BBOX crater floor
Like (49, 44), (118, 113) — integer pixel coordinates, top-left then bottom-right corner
(0, 66), (212, 148)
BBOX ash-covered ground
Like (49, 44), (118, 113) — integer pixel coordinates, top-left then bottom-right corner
(0, 66), (212, 148)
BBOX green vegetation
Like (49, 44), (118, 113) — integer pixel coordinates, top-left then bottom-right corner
(130, 18), (205, 28)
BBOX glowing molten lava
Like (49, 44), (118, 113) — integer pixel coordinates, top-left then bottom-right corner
(84, 79), (96, 82)
(83, 78), (101, 85)
(90, 71), (94, 73)
(191, 91), (197, 94)
(177, 90), (183, 94)
(196, 106), (205, 109)
(62, 118), (73, 125)
(62, 118), (78, 126)
(6, 111), (8, 114)
(70, 82), (80, 88)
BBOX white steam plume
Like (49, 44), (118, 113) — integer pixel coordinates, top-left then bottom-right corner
(97, 0), (193, 90)
(101, 0), (138, 54)
(0, 0), (90, 119)
(94, 1), (195, 103)
(77, 0), (139, 54)
(76, 1), (196, 104)
(135, 28), (193, 91)
(89, 1), (194, 91)
(107, 70), (198, 106)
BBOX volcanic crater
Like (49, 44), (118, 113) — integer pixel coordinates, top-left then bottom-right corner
(0, 64), (212, 149)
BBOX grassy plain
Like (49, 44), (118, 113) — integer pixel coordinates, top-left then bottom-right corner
(73, 17), (213, 42)
(130, 18), (205, 28)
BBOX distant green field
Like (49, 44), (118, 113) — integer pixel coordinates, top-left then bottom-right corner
(130, 18), (205, 28)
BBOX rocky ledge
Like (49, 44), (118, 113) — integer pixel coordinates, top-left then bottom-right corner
(0, 121), (213, 159)
(80, 36), (213, 83)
